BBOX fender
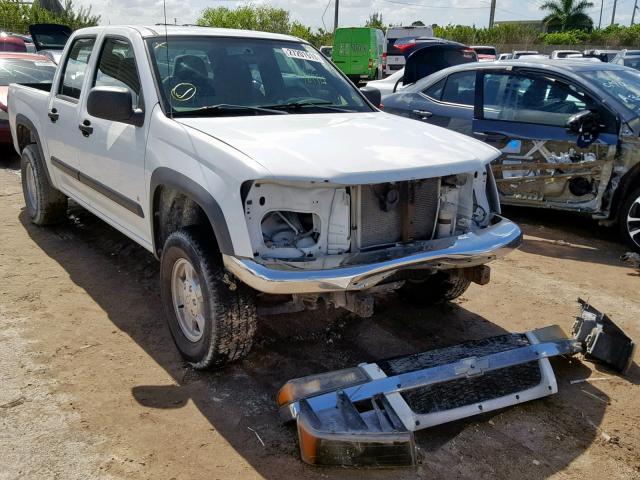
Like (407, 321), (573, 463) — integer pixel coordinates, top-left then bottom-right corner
(14, 114), (54, 186)
(150, 167), (234, 256)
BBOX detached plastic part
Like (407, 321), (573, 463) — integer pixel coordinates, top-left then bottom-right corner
(573, 298), (635, 373)
(297, 399), (416, 467)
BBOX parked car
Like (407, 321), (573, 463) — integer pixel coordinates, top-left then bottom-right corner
(471, 45), (497, 61)
(583, 49), (619, 62)
(332, 27), (385, 83)
(381, 58), (640, 251)
(611, 50), (640, 71)
(0, 53), (56, 145)
(28, 23), (71, 64)
(365, 67), (405, 97)
(551, 49), (582, 59)
(8, 25), (521, 369)
(384, 25), (434, 75)
(0, 35), (27, 53)
(512, 50), (539, 59)
(498, 53), (513, 60)
(381, 38), (477, 96)
(319, 45), (332, 58)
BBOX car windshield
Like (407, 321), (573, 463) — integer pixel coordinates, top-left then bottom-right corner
(147, 36), (371, 116)
(585, 68), (640, 115)
(0, 58), (56, 85)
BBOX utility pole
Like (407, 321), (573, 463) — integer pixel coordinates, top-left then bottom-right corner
(334, 0), (339, 32)
(489, 0), (497, 28)
(611, 0), (618, 26)
(633, 0), (639, 26)
(598, 0), (604, 28)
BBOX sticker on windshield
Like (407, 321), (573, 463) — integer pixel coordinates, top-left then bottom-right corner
(282, 48), (322, 63)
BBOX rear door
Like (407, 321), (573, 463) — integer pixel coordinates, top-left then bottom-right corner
(332, 29), (351, 75)
(472, 68), (619, 210)
(46, 35), (96, 195)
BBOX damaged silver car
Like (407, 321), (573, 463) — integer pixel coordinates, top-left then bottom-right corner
(382, 59), (640, 251)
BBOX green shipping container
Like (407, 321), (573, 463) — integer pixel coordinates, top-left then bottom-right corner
(332, 27), (385, 84)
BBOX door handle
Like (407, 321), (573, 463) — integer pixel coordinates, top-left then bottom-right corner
(474, 131), (507, 142)
(48, 108), (59, 123)
(412, 109), (433, 119)
(79, 119), (93, 137)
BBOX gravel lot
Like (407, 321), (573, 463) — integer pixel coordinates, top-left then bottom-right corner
(1, 148), (639, 480)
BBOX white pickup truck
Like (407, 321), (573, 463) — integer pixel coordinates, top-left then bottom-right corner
(8, 26), (522, 369)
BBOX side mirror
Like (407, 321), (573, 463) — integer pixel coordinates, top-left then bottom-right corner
(87, 86), (144, 127)
(360, 85), (382, 108)
(566, 110), (601, 147)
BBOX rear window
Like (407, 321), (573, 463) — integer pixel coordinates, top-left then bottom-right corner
(387, 39), (407, 56)
(474, 47), (496, 56)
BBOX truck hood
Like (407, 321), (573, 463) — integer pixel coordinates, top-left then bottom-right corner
(177, 112), (499, 184)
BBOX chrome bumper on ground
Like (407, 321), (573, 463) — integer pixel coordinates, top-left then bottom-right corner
(223, 215), (522, 295)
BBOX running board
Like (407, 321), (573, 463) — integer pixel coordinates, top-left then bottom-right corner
(277, 300), (634, 467)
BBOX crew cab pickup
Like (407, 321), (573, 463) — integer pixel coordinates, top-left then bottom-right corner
(8, 26), (522, 369)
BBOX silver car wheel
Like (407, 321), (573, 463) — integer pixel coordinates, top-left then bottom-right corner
(171, 258), (206, 343)
(628, 195), (640, 249)
(25, 160), (38, 213)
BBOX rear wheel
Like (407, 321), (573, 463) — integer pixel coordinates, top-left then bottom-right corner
(160, 228), (258, 369)
(619, 186), (640, 252)
(399, 270), (471, 306)
(20, 144), (67, 225)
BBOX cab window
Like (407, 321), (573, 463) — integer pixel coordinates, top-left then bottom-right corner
(93, 37), (142, 109)
(58, 37), (96, 100)
(422, 77), (445, 100)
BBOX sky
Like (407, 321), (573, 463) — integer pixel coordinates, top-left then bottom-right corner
(76, 0), (639, 30)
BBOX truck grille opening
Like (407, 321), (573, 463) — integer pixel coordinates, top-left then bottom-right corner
(357, 178), (440, 250)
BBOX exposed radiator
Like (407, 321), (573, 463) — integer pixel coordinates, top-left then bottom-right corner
(358, 178), (440, 249)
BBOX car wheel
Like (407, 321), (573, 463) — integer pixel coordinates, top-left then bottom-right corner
(619, 186), (640, 252)
(20, 144), (67, 225)
(160, 228), (258, 369)
(399, 270), (471, 306)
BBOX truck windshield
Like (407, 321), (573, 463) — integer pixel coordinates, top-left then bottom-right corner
(585, 68), (640, 116)
(0, 58), (56, 85)
(147, 36), (372, 116)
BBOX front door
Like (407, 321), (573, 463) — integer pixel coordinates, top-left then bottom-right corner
(77, 36), (149, 244)
(472, 69), (619, 212)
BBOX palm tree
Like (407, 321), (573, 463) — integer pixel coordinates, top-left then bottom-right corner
(540, 0), (594, 32)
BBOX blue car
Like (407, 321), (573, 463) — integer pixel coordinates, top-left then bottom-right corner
(381, 59), (640, 251)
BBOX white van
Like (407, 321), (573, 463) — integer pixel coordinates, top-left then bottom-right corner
(384, 25), (434, 75)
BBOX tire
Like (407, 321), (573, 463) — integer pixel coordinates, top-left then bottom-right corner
(399, 270), (471, 306)
(160, 228), (258, 370)
(20, 144), (67, 225)
(619, 185), (640, 253)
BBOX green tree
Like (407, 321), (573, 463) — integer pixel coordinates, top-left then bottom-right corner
(365, 12), (385, 31)
(197, 4), (291, 34)
(540, 0), (594, 32)
(0, 0), (99, 33)
(411, 20), (425, 26)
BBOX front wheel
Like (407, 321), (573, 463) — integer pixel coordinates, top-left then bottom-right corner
(619, 186), (640, 252)
(399, 270), (471, 306)
(160, 228), (258, 369)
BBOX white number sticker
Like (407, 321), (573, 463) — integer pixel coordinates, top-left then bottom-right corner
(282, 48), (322, 63)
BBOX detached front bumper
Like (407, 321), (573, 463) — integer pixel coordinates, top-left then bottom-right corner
(223, 215), (522, 295)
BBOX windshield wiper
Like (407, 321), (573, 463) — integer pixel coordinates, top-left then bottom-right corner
(260, 101), (353, 112)
(172, 104), (288, 117)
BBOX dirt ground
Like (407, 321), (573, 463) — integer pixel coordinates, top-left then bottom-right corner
(1, 147), (639, 480)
